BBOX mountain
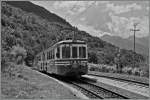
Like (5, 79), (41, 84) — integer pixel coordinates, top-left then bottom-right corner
(1, 1), (147, 70)
(101, 35), (149, 56)
(5, 1), (71, 26)
(128, 36), (149, 48)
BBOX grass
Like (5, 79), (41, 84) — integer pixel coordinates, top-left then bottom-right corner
(1, 65), (78, 99)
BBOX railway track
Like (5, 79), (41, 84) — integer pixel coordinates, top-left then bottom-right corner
(88, 74), (149, 88)
(68, 81), (104, 99)
(67, 79), (129, 99)
(44, 73), (128, 99)
(85, 74), (149, 99)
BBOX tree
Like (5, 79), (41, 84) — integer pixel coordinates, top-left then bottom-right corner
(88, 52), (98, 64)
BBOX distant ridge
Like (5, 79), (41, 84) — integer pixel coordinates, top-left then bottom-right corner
(101, 35), (149, 56)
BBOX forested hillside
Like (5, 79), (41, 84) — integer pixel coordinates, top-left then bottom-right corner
(1, 1), (148, 72)
(5, 1), (71, 26)
(101, 35), (149, 56)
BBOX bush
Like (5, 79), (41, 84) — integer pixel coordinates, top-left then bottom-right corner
(1, 49), (12, 72)
(10, 45), (27, 64)
(2, 62), (23, 79)
(89, 67), (95, 71)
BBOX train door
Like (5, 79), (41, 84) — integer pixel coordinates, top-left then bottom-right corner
(42, 52), (45, 72)
(52, 49), (56, 73)
(48, 49), (54, 74)
(55, 46), (60, 74)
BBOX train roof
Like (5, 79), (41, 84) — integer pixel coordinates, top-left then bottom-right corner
(51, 39), (86, 49)
(36, 39), (86, 56)
(56, 39), (86, 45)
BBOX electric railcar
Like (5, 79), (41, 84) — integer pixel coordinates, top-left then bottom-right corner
(35, 40), (88, 76)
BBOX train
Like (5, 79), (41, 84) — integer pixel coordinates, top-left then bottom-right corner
(35, 39), (88, 77)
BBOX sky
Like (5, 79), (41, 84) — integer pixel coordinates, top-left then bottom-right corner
(31, 1), (149, 38)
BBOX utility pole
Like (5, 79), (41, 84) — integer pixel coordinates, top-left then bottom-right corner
(130, 23), (140, 68)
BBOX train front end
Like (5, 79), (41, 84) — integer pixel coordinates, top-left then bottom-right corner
(55, 40), (88, 77)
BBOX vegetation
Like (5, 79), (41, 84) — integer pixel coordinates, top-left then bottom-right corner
(89, 63), (149, 78)
(1, 1), (148, 77)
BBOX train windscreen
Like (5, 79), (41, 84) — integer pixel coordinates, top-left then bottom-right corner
(56, 47), (60, 58)
(72, 46), (77, 58)
(79, 46), (86, 58)
(62, 46), (70, 58)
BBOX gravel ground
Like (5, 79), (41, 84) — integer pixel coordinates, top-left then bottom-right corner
(1, 66), (79, 99)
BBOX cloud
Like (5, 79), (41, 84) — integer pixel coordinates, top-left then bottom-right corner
(146, 6), (149, 11)
(75, 24), (103, 37)
(124, 16), (149, 38)
(135, 16), (149, 37)
(107, 22), (113, 32)
(80, 17), (86, 21)
(32, 1), (148, 38)
(127, 3), (142, 10)
(75, 24), (112, 37)
(106, 3), (142, 14)
(53, 1), (97, 15)
(108, 13), (149, 38)
(94, 1), (110, 6)
(106, 3), (130, 14)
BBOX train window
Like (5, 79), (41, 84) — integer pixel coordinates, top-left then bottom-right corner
(72, 46), (77, 58)
(79, 47), (86, 58)
(52, 50), (54, 59)
(37, 56), (39, 61)
(48, 52), (50, 59)
(38, 56), (40, 61)
(42, 53), (45, 61)
(48, 52), (49, 60)
(50, 51), (52, 59)
(38, 56), (41, 61)
(53, 50), (54, 59)
(49, 51), (51, 59)
(51, 51), (52, 59)
(40, 56), (41, 61)
(52, 50), (53, 59)
(47, 52), (49, 59)
(50, 51), (51, 59)
(46, 67), (47, 71)
(56, 47), (60, 58)
(62, 46), (70, 58)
